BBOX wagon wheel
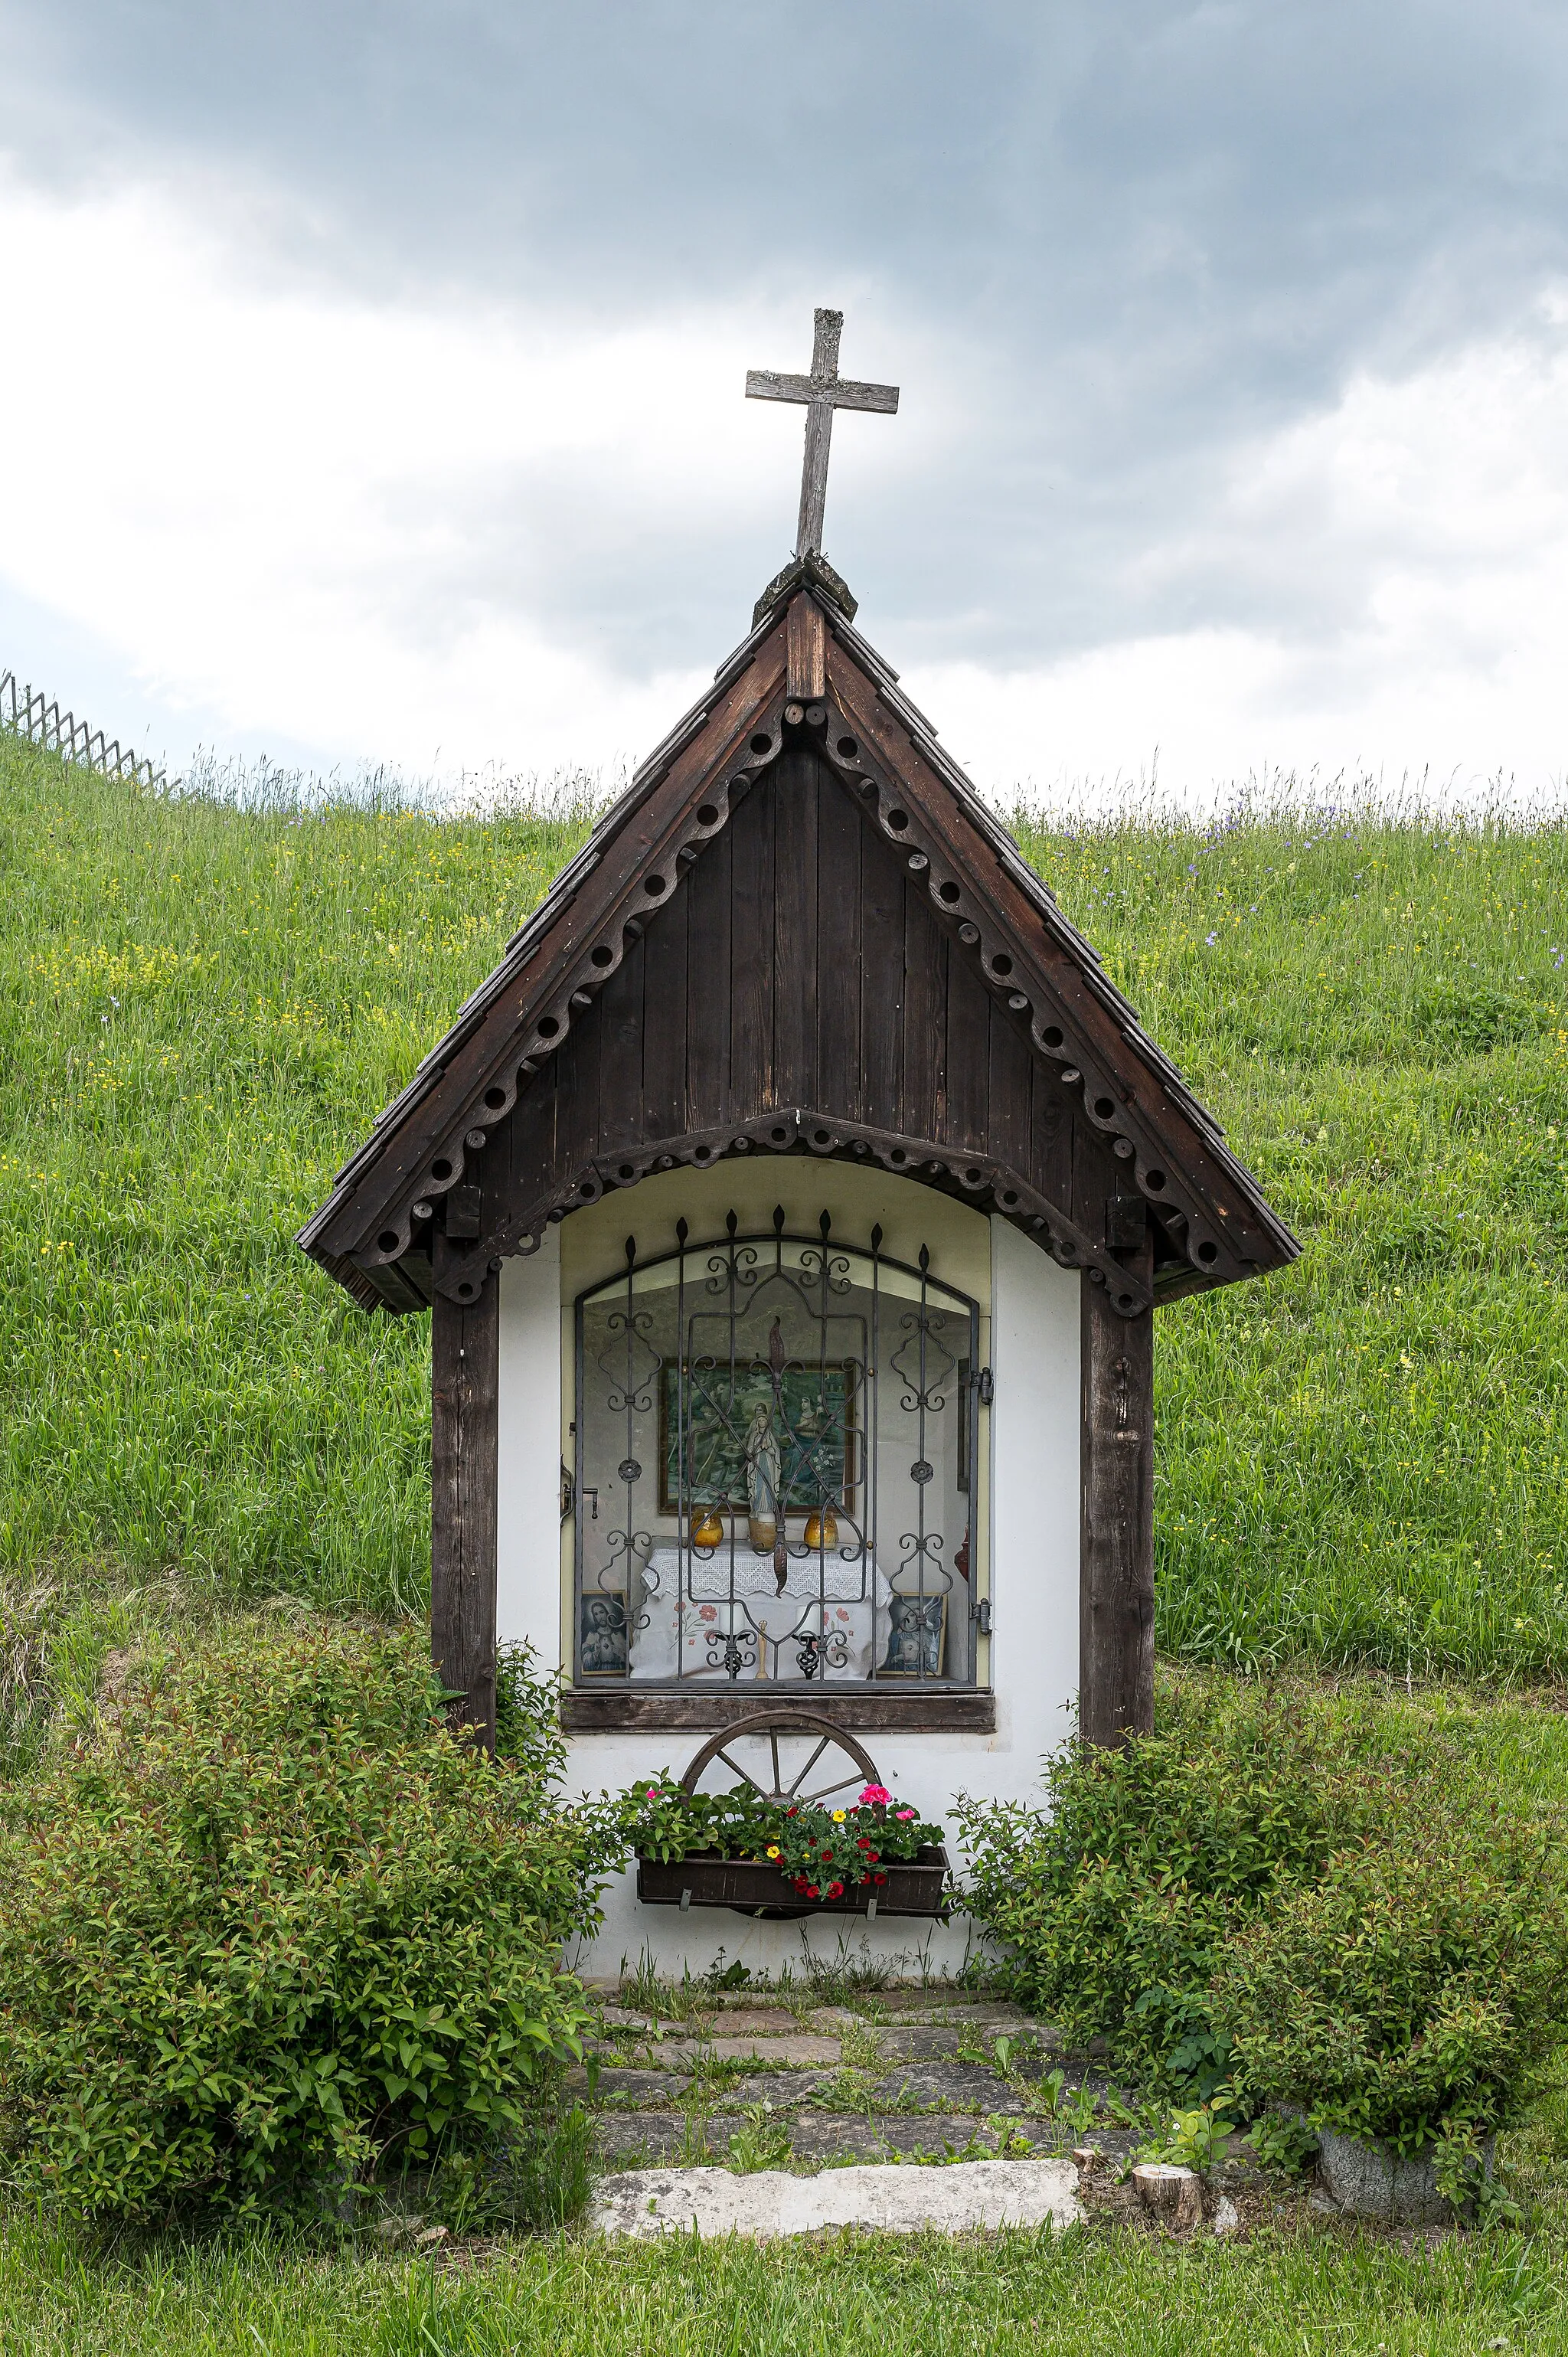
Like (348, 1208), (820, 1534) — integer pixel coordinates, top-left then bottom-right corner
(678, 1709), (882, 1811)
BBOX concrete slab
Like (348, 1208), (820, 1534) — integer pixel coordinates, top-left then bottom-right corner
(591, 2157), (1083, 2239)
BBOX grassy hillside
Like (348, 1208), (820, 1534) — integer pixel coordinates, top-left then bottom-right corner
(1, 732), (1563, 1679)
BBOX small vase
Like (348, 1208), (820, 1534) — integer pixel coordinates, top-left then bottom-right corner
(689, 1505), (724, 1549)
(748, 1514), (777, 1554)
(803, 1509), (838, 1550)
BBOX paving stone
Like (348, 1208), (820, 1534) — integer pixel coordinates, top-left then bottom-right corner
(870, 2062), (1028, 2113)
(593, 2114), (746, 2165)
(692, 2009), (802, 2038)
(597, 2006), (679, 2033)
(805, 2006), (862, 2033)
(731, 2071), (836, 2107)
(663, 2035), (844, 2069)
(874, 2025), (985, 2060)
(588, 2068), (693, 2107)
(883, 2008), (1054, 2038)
(591, 2157), (1083, 2239)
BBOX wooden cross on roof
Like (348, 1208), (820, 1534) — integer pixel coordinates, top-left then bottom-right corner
(746, 308), (899, 559)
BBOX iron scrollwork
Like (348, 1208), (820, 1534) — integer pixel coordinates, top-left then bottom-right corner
(574, 1210), (982, 1690)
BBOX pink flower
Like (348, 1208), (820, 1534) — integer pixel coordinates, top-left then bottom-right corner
(894, 1806), (916, 1819)
(699, 1603), (718, 1621)
(858, 1783), (891, 1806)
(645, 1787), (661, 1799)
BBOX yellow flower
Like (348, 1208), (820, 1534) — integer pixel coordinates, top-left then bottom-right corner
(766, 1845), (780, 1858)
(832, 1809), (847, 1823)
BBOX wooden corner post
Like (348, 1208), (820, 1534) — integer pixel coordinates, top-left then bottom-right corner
(431, 1275), (500, 1751)
(1080, 1223), (1155, 1747)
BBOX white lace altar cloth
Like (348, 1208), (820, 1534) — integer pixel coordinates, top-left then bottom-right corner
(627, 1541), (895, 1682)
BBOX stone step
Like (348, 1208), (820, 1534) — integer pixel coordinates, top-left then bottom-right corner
(591, 2157), (1083, 2240)
(586, 2159), (1075, 2234)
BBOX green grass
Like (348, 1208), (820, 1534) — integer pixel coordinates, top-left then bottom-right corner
(2, 2211), (1566, 2355)
(1, 734), (1565, 1682)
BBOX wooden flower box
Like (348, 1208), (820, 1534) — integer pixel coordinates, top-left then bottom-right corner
(635, 1844), (949, 1921)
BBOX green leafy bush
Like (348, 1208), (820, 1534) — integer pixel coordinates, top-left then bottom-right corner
(0, 1623), (609, 2219)
(955, 1688), (1419, 2088)
(1210, 1824), (1568, 2157)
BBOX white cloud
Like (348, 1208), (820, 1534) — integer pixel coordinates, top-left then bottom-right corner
(913, 310), (1568, 804)
(0, 168), (817, 776)
(3, 165), (1568, 806)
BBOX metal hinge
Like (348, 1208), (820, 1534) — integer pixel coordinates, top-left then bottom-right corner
(977, 1366), (994, 1407)
(560, 1460), (575, 1522)
(972, 1597), (993, 1634)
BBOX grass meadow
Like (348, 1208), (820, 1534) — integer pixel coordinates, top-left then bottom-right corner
(2, 731), (1564, 1684)
(3, 729), (1568, 2346)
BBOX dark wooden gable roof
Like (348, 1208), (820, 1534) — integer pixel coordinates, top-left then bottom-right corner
(299, 557), (1298, 1319)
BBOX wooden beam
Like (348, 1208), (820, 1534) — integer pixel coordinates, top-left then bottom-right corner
(562, 1688), (996, 1735)
(786, 596), (826, 701)
(1080, 1223), (1155, 1747)
(431, 1276), (500, 1750)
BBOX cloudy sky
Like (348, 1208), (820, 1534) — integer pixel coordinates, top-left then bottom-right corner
(4, 2), (1568, 802)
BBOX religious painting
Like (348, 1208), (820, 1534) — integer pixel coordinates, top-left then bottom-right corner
(578, 1587), (629, 1678)
(878, 1591), (946, 1680)
(658, 1362), (854, 1518)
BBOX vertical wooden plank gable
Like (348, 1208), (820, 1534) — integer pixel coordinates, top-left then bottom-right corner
(857, 787), (905, 1133)
(640, 871), (688, 1142)
(900, 863), (947, 1142)
(942, 914), (991, 1151)
(685, 816), (733, 1129)
(772, 746), (819, 1107)
(596, 930), (645, 1155)
(728, 765), (776, 1116)
(814, 758), (864, 1122)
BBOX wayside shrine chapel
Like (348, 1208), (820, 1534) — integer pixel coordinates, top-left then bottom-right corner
(299, 311), (1296, 1973)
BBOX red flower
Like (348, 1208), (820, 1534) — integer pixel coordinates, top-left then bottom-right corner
(826, 1881), (844, 1898)
(873, 1872), (887, 1885)
(807, 1885), (820, 1898)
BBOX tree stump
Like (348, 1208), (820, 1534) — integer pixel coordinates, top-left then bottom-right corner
(1131, 2162), (1204, 2233)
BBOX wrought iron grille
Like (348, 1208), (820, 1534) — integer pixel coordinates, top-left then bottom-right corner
(573, 1208), (983, 1689)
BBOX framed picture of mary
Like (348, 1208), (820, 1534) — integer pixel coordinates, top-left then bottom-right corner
(878, 1592), (946, 1679)
(658, 1362), (855, 1516)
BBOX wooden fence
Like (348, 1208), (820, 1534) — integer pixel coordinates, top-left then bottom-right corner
(0, 669), (165, 790)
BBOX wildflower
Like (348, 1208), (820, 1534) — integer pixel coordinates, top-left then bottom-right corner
(858, 1783), (890, 1806)
(1204, 931), (1218, 946)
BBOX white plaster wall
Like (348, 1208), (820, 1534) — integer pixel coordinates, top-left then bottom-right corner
(496, 1234), (566, 1676)
(495, 1187), (1080, 1982)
